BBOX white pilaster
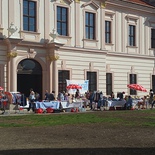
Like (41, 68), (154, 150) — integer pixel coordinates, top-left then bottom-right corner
(10, 57), (17, 92)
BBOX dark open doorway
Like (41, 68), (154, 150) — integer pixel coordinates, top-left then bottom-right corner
(17, 59), (42, 99)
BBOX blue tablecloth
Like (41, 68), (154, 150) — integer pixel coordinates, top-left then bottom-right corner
(35, 101), (60, 110)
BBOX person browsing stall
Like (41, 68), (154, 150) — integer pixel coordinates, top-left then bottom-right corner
(126, 95), (133, 110)
(44, 90), (50, 100)
(28, 88), (35, 112)
(0, 90), (8, 114)
(75, 89), (80, 99)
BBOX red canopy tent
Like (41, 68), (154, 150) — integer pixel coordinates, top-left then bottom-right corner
(0, 87), (4, 91)
(127, 84), (147, 92)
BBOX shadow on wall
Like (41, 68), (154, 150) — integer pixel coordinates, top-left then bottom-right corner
(1, 148), (155, 155)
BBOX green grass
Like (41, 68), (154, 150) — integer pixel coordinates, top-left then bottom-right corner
(0, 110), (155, 128)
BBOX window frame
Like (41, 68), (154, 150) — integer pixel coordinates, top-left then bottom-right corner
(129, 25), (136, 46)
(151, 28), (155, 48)
(58, 70), (70, 93)
(85, 12), (95, 40)
(57, 6), (68, 36)
(126, 15), (139, 48)
(152, 75), (155, 93)
(129, 74), (137, 95)
(86, 71), (97, 92)
(20, 0), (40, 41)
(106, 73), (112, 95)
(104, 11), (115, 46)
(105, 20), (111, 44)
(54, 4), (71, 38)
(23, 0), (37, 32)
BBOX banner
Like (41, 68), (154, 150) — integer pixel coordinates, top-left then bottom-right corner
(66, 80), (89, 94)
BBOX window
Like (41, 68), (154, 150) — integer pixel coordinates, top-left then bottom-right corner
(85, 12), (95, 39)
(57, 6), (68, 36)
(58, 70), (70, 93)
(152, 75), (155, 92)
(23, 0), (36, 32)
(129, 74), (137, 95)
(105, 21), (111, 43)
(151, 29), (155, 48)
(87, 71), (97, 92)
(106, 73), (112, 95)
(129, 25), (135, 46)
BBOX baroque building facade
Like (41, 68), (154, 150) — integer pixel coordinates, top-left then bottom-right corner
(0, 0), (155, 98)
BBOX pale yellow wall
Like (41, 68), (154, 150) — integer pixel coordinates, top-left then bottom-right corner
(0, 0), (154, 97)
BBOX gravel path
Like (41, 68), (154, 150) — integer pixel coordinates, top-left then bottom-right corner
(0, 115), (155, 155)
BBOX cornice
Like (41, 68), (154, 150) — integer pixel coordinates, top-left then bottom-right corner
(18, 40), (45, 48)
(59, 46), (155, 60)
(60, 46), (108, 54)
(54, 0), (73, 4)
(107, 51), (155, 60)
(46, 42), (64, 49)
(4, 38), (23, 53)
(82, 0), (100, 9)
(126, 14), (139, 21)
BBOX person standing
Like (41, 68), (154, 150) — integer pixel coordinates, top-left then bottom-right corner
(94, 90), (100, 110)
(44, 90), (50, 100)
(28, 88), (36, 112)
(75, 89), (80, 99)
(0, 91), (8, 114)
(149, 89), (154, 109)
(57, 92), (64, 101)
(35, 92), (40, 101)
(98, 91), (104, 109)
(126, 95), (133, 110)
(111, 92), (115, 99)
(49, 91), (55, 101)
(89, 91), (95, 110)
(64, 92), (69, 101)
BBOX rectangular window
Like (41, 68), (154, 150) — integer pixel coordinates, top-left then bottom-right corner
(106, 73), (112, 95)
(105, 21), (111, 43)
(23, 0), (36, 32)
(87, 71), (97, 92)
(85, 12), (95, 40)
(57, 6), (68, 36)
(152, 75), (155, 92)
(129, 74), (137, 95)
(151, 29), (155, 48)
(129, 25), (135, 46)
(58, 70), (70, 93)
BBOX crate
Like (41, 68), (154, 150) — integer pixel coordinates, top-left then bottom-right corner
(116, 107), (122, 110)
(54, 109), (61, 113)
(109, 106), (115, 110)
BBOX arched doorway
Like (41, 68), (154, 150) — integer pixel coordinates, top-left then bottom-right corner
(17, 59), (42, 99)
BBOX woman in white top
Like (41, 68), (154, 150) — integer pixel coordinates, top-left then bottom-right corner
(28, 88), (36, 112)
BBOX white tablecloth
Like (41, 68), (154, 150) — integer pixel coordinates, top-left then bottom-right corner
(132, 99), (144, 107)
(35, 101), (60, 110)
(61, 101), (83, 109)
(108, 100), (126, 107)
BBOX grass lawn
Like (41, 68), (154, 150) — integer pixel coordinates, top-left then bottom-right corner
(0, 110), (155, 128)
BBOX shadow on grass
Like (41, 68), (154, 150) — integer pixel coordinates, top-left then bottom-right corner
(0, 148), (155, 155)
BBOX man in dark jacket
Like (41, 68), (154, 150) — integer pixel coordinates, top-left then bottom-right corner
(49, 91), (55, 101)
(44, 90), (50, 100)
